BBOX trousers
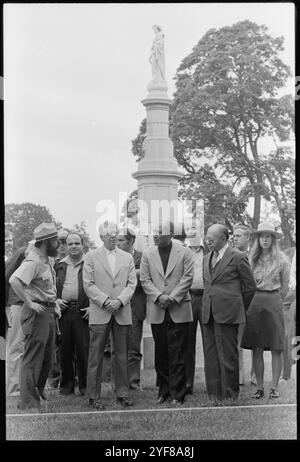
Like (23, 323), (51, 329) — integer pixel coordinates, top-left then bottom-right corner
(6, 304), (25, 395)
(87, 317), (130, 400)
(185, 293), (204, 392)
(203, 313), (239, 400)
(151, 310), (189, 402)
(19, 307), (56, 409)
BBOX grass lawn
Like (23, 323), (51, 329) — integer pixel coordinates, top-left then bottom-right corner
(6, 343), (297, 440)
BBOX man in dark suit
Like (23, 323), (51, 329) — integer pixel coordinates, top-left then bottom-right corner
(117, 227), (147, 391)
(140, 221), (194, 406)
(202, 224), (256, 400)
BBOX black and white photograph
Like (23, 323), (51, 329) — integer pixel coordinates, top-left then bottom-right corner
(3, 2), (296, 442)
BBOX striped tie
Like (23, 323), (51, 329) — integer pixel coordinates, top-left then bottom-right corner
(212, 250), (219, 268)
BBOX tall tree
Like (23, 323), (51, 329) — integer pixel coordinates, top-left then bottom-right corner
(171, 20), (293, 230)
(5, 202), (60, 248)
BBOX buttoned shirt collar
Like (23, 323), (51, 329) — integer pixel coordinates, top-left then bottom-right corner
(61, 254), (85, 266)
(104, 246), (117, 255)
(216, 242), (229, 260)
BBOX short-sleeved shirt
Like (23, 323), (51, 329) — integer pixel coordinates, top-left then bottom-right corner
(61, 255), (84, 301)
(10, 247), (57, 302)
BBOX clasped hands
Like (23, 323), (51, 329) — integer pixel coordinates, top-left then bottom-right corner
(103, 298), (122, 314)
(158, 294), (174, 310)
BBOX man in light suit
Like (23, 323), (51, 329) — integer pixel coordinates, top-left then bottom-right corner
(83, 221), (137, 409)
(140, 221), (194, 405)
(202, 224), (256, 400)
(117, 227), (147, 391)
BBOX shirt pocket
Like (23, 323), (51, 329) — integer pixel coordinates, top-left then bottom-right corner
(40, 269), (54, 289)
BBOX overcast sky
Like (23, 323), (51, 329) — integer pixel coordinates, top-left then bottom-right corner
(4, 3), (295, 245)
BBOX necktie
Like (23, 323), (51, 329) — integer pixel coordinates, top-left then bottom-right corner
(212, 250), (219, 268)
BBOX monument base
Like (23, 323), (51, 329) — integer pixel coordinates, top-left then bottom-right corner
(141, 322), (155, 369)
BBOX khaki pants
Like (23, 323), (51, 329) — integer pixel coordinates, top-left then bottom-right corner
(6, 304), (25, 395)
(19, 307), (56, 410)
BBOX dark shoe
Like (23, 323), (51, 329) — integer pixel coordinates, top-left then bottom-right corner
(186, 388), (193, 395)
(46, 380), (59, 389)
(79, 388), (86, 396)
(170, 399), (183, 406)
(130, 384), (143, 391)
(89, 398), (106, 410)
(129, 385), (144, 391)
(157, 395), (169, 404)
(38, 389), (48, 401)
(269, 388), (279, 399)
(59, 388), (74, 395)
(252, 389), (264, 399)
(117, 397), (134, 407)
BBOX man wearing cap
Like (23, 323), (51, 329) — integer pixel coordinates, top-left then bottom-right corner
(9, 223), (61, 410)
(117, 227), (147, 391)
(83, 221), (137, 409)
(202, 224), (256, 400)
(56, 231), (90, 395)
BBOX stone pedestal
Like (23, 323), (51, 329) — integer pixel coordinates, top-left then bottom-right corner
(132, 80), (184, 369)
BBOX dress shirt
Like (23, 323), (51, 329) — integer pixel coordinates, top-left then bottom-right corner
(212, 242), (229, 266)
(104, 246), (117, 277)
(158, 242), (172, 274)
(61, 255), (84, 301)
(189, 246), (204, 290)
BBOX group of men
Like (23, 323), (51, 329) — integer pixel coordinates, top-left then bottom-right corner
(5, 219), (295, 411)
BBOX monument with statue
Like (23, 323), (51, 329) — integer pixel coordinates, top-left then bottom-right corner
(132, 25), (185, 368)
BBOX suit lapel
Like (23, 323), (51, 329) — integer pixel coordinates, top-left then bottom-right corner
(204, 252), (212, 282)
(165, 244), (181, 278)
(99, 247), (114, 279)
(212, 246), (234, 281)
(150, 246), (165, 278)
(113, 248), (124, 279)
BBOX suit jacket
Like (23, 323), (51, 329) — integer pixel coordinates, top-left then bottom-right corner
(202, 246), (256, 324)
(132, 250), (147, 321)
(83, 246), (137, 325)
(140, 242), (194, 324)
(56, 259), (89, 315)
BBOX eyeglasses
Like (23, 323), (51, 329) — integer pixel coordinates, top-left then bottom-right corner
(58, 239), (67, 245)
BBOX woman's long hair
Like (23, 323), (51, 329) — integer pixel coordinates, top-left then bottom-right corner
(249, 234), (286, 272)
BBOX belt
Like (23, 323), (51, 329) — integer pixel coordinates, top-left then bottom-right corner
(256, 289), (280, 294)
(66, 301), (78, 309)
(190, 289), (204, 296)
(8, 301), (23, 307)
(32, 300), (56, 307)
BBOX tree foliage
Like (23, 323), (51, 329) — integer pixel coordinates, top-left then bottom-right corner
(5, 202), (61, 248)
(131, 20), (294, 243)
(68, 221), (97, 253)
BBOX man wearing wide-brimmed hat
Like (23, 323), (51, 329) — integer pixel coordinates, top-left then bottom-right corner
(9, 223), (61, 410)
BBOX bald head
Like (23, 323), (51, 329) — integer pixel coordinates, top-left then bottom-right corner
(152, 221), (174, 248)
(206, 224), (229, 252)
